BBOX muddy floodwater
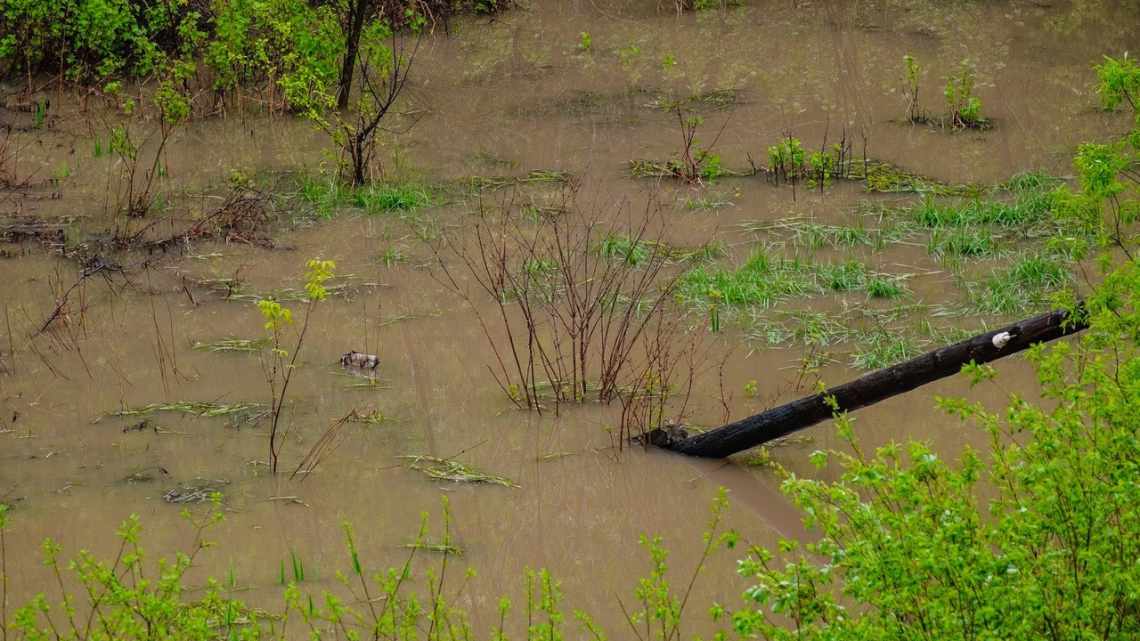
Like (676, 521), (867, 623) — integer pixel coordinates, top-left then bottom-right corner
(2, 0), (1138, 636)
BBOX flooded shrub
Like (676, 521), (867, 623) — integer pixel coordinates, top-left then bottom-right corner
(766, 136), (805, 183)
(1095, 53), (1140, 112)
(97, 71), (193, 222)
(673, 110), (725, 183)
(902, 53), (926, 123)
(209, 0), (343, 111)
(436, 190), (696, 424)
(257, 258), (336, 474)
(0, 0), (204, 83)
(944, 59), (985, 128)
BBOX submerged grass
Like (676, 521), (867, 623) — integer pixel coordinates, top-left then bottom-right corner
(346, 408), (394, 425)
(468, 169), (572, 191)
(683, 192), (735, 211)
(401, 541), (463, 555)
(851, 330), (923, 370)
(191, 337), (270, 353)
(399, 455), (519, 488)
(747, 307), (970, 371)
(966, 253), (1068, 315)
(748, 310), (854, 349)
(205, 275), (376, 303)
(646, 88), (740, 112)
(740, 217), (916, 252)
(598, 234), (726, 266)
(103, 401), (267, 421)
(856, 160), (981, 196)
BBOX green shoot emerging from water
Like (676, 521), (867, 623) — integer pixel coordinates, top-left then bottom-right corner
(259, 258), (336, 474)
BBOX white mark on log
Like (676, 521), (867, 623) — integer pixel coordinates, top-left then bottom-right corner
(991, 331), (1012, 349)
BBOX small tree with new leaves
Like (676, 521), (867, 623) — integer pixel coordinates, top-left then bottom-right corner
(259, 259), (335, 474)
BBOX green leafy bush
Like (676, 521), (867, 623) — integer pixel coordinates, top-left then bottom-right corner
(0, 0), (203, 81)
(945, 59), (985, 128)
(724, 272), (1140, 639)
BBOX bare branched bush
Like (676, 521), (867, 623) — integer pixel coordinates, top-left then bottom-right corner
(434, 188), (697, 426)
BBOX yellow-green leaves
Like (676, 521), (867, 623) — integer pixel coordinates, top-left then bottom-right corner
(257, 299), (293, 332)
(304, 258), (336, 302)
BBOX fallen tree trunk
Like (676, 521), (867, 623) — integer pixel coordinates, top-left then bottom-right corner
(648, 306), (1088, 458)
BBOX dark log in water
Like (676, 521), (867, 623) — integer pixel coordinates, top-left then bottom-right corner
(648, 307), (1088, 458)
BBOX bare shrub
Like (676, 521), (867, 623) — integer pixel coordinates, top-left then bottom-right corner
(433, 187), (699, 433)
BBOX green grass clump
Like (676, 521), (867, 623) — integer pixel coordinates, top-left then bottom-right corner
(299, 175), (351, 218)
(679, 252), (899, 312)
(677, 251), (822, 309)
(912, 175), (1059, 230)
(968, 254), (1068, 315)
(1008, 254), (1067, 288)
(356, 183), (431, 213)
(599, 234), (651, 266)
(818, 260), (868, 291)
(927, 227), (998, 258)
(795, 223), (872, 249)
(379, 246), (409, 267)
(866, 277), (906, 299)
(297, 173), (431, 217)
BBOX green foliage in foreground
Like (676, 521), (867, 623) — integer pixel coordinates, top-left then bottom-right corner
(724, 266), (1139, 641)
(0, 491), (737, 641)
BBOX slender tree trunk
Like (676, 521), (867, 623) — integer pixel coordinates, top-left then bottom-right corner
(336, 0), (370, 110)
(647, 306), (1088, 458)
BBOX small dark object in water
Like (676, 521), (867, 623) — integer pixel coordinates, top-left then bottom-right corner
(341, 351), (380, 370)
(122, 419), (152, 433)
